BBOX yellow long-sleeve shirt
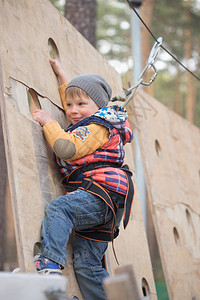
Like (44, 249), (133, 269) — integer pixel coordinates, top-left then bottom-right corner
(43, 82), (109, 161)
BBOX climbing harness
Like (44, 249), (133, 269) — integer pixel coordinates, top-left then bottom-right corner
(111, 37), (163, 107)
(65, 162), (134, 243)
(65, 162), (134, 266)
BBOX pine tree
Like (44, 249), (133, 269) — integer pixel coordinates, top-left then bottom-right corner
(64, 0), (97, 47)
(151, 0), (200, 125)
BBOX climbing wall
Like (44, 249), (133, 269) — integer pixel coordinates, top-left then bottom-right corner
(0, 0), (156, 298)
(134, 90), (200, 299)
(106, 142), (157, 299)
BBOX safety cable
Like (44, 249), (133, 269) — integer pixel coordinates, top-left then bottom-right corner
(126, 0), (200, 82)
(111, 37), (162, 105)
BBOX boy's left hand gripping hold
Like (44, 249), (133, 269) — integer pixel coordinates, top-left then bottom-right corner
(32, 109), (54, 126)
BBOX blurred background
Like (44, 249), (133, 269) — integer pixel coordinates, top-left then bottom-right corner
(51, 0), (200, 128)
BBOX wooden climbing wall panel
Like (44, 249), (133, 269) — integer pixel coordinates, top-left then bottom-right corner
(107, 142), (157, 299)
(0, 0), (156, 298)
(134, 90), (200, 299)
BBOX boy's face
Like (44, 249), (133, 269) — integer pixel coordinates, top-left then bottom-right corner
(66, 95), (99, 125)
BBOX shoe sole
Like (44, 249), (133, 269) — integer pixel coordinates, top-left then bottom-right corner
(38, 269), (62, 275)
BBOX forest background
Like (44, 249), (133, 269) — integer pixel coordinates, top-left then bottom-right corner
(51, 0), (200, 128)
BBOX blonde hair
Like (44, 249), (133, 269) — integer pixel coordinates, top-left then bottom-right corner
(65, 86), (90, 101)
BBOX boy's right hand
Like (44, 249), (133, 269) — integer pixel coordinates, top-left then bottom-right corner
(49, 58), (68, 84)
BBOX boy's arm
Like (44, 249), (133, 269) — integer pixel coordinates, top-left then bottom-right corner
(43, 121), (109, 161)
(50, 59), (83, 114)
(58, 82), (68, 113)
(49, 58), (68, 84)
(49, 58), (69, 112)
(32, 109), (109, 161)
(43, 60), (110, 160)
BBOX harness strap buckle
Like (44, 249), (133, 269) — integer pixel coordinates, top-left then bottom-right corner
(82, 178), (94, 191)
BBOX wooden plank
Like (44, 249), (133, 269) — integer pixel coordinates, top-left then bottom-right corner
(0, 64), (7, 270)
(104, 265), (152, 300)
(114, 264), (141, 299)
(1, 78), (80, 296)
(104, 273), (135, 300)
(135, 90), (200, 299)
(105, 141), (157, 299)
(0, 70), (17, 271)
(0, 272), (67, 300)
(0, 0), (156, 298)
(4, 182), (18, 271)
(106, 186), (157, 299)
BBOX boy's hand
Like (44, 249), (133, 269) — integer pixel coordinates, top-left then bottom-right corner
(49, 58), (68, 84)
(32, 109), (54, 126)
(49, 58), (63, 76)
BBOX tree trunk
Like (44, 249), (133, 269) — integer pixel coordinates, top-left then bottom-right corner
(193, 37), (200, 111)
(64, 0), (96, 48)
(185, 3), (194, 123)
(185, 29), (194, 122)
(140, 0), (156, 96)
(174, 64), (183, 116)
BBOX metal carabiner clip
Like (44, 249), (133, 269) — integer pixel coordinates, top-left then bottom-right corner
(111, 37), (163, 107)
(148, 37), (163, 66)
(139, 37), (162, 86)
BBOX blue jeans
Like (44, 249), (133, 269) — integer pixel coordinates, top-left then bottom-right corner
(40, 188), (124, 300)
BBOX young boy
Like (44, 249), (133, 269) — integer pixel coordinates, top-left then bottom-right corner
(33, 59), (134, 300)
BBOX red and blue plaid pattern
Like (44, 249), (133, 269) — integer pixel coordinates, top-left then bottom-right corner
(57, 106), (133, 195)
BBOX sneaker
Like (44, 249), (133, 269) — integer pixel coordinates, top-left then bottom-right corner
(34, 253), (62, 275)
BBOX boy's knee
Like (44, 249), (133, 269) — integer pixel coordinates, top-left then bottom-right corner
(73, 251), (83, 272)
(45, 196), (65, 214)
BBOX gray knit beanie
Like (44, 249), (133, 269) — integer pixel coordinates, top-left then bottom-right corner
(65, 74), (112, 108)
